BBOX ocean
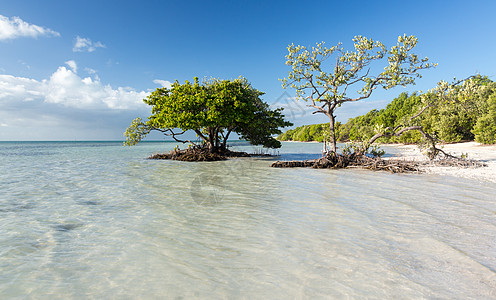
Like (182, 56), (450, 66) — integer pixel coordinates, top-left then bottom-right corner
(1, 141), (495, 298)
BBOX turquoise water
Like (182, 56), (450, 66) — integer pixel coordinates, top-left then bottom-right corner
(1, 141), (495, 299)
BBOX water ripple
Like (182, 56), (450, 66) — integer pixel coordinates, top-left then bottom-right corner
(0, 141), (495, 298)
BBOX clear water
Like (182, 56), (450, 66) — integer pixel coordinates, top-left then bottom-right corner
(1, 141), (495, 299)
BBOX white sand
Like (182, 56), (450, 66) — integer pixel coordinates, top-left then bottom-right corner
(387, 142), (496, 183)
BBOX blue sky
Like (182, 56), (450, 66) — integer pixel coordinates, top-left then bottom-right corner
(1, 0), (495, 141)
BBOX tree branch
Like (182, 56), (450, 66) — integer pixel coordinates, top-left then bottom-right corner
(151, 127), (199, 146)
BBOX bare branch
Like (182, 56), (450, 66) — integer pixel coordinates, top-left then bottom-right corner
(407, 104), (431, 123)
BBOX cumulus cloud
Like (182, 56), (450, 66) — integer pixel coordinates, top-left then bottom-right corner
(45, 67), (149, 109)
(0, 65), (178, 140)
(73, 36), (106, 52)
(0, 64), (148, 110)
(153, 79), (173, 89)
(0, 14), (60, 40)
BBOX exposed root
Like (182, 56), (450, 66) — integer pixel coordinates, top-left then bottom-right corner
(312, 153), (357, 169)
(271, 160), (316, 168)
(149, 147), (259, 161)
(426, 158), (487, 168)
(352, 157), (422, 173)
(270, 153), (486, 173)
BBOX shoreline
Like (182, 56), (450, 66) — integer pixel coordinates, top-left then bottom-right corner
(385, 142), (496, 183)
(281, 141), (496, 182)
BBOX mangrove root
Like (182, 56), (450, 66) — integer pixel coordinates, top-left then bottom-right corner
(270, 154), (486, 174)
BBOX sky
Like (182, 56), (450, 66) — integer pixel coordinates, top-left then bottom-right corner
(1, 0), (496, 141)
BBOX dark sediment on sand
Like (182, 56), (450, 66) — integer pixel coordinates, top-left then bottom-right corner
(149, 148), (263, 162)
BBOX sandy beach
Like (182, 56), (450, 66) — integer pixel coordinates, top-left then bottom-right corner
(388, 142), (496, 183)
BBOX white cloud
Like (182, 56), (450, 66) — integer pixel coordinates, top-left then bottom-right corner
(153, 79), (172, 89)
(0, 64), (148, 110)
(73, 36), (106, 52)
(0, 66), (180, 140)
(0, 74), (45, 101)
(45, 67), (149, 109)
(85, 67), (97, 75)
(65, 60), (77, 73)
(0, 14), (60, 41)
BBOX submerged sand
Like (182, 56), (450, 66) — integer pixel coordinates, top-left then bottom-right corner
(388, 142), (496, 183)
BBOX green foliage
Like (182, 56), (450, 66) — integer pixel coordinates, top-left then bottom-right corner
(335, 121), (351, 142)
(341, 142), (363, 155)
(348, 109), (382, 142)
(125, 77), (292, 151)
(238, 104), (291, 148)
(377, 93), (422, 127)
(368, 145), (386, 158)
(340, 142), (384, 157)
(473, 94), (496, 144)
(123, 117), (151, 146)
(277, 123), (329, 142)
(419, 75), (495, 143)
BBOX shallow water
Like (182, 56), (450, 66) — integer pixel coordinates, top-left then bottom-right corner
(0, 141), (495, 299)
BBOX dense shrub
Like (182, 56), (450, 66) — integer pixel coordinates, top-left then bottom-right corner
(473, 94), (496, 144)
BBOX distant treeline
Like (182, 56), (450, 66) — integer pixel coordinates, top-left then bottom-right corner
(278, 76), (496, 144)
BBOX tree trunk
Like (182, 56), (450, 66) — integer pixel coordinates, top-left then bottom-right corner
(221, 127), (233, 152)
(194, 129), (209, 145)
(213, 127), (219, 152)
(328, 114), (337, 153)
(207, 127), (215, 153)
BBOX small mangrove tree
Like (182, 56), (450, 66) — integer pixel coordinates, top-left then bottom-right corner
(281, 34), (436, 154)
(124, 77), (292, 160)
